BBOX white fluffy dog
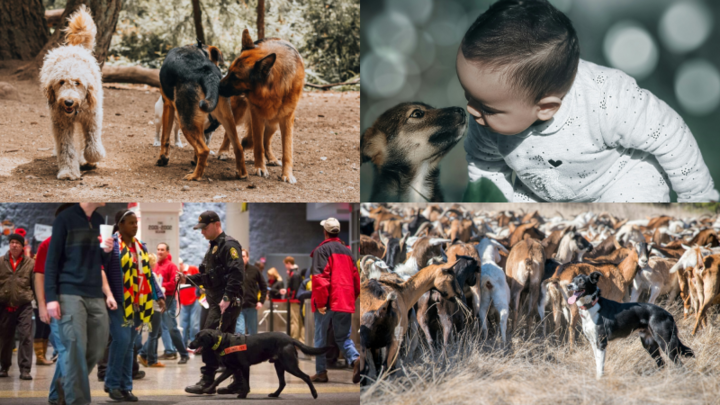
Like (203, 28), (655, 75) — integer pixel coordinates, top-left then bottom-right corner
(40, 6), (105, 180)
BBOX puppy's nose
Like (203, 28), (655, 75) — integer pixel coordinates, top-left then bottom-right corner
(64, 99), (74, 107)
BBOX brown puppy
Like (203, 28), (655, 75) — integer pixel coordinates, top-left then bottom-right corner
(219, 29), (305, 184)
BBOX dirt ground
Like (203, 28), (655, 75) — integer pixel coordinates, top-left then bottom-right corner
(0, 61), (359, 202)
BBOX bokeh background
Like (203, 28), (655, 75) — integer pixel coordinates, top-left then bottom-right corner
(360, 0), (720, 202)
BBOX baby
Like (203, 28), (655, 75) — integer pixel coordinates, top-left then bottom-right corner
(458, 0), (718, 202)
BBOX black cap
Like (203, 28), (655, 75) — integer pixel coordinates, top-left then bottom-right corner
(193, 211), (220, 229)
(8, 233), (24, 246)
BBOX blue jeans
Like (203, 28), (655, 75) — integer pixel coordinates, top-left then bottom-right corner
(314, 311), (359, 373)
(180, 301), (201, 345)
(160, 297), (188, 357)
(105, 309), (142, 391)
(140, 311), (162, 364)
(49, 318), (66, 402)
(235, 307), (258, 335)
(161, 323), (175, 354)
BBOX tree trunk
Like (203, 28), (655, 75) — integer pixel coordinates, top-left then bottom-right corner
(257, 0), (265, 40)
(191, 0), (205, 44)
(102, 65), (160, 87)
(0, 0), (49, 61)
(15, 0), (123, 80)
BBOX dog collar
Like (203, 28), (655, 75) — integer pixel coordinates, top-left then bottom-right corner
(220, 344), (248, 356)
(212, 335), (222, 350)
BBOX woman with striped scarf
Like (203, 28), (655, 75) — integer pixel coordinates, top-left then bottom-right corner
(104, 209), (166, 401)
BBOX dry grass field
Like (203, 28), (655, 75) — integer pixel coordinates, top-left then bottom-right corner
(361, 302), (720, 405)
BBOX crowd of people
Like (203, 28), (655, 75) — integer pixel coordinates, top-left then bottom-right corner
(0, 203), (361, 404)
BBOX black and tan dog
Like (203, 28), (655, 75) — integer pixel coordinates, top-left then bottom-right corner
(361, 102), (467, 202)
(188, 329), (329, 398)
(157, 40), (247, 181)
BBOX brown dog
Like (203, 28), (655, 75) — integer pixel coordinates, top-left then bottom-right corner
(218, 29), (305, 184)
(158, 41), (247, 181)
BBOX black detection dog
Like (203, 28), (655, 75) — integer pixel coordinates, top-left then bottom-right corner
(361, 102), (467, 202)
(188, 329), (330, 398)
(567, 272), (694, 379)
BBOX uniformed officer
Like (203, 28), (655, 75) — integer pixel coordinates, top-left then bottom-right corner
(181, 211), (245, 394)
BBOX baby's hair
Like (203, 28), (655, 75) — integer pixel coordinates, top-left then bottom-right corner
(461, 0), (580, 103)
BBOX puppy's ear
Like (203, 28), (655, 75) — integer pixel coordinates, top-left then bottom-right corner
(252, 53), (276, 81)
(85, 84), (97, 109)
(361, 127), (386, 166)
(241, 29), (255, 52)
(589, 271), (602, 284)
(44, 84), (56, 104)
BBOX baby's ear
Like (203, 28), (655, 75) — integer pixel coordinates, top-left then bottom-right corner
(535, 95), (563, 121)
(361, 127), (387, 166)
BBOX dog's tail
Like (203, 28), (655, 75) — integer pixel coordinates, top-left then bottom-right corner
(293, 341), (331, 357)
(64, 5), (97, 51)
(199, 76), (220, 113)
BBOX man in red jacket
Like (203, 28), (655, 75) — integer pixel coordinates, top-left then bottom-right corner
(310, 217), (360, 383)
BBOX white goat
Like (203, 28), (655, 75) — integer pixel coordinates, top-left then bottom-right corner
(473, 238), (511, 343)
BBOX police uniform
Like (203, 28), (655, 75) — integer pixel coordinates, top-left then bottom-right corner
(185, 211), (245, 394)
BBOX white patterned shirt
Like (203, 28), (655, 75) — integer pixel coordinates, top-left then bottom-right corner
(465, 59), (718, 202)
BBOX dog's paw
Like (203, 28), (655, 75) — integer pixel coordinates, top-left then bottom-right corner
(210, 150), (216, 155)
(218, 152), (230, 161)
(252, 167), (270, 178)
(57, 168), (81, 181)
(156, 155), (169, 166)
(84, 143), (106, 162)
(175, 141), (184, 149)
(236, 170), (248, 180)
(80, 162), (97, 171)
(281, 173), (297, 184)
(153, 140), (161, 147)
(184, 173), (201, 181)
(236, 392), (249, 399)
(268, 392), (280, 398)
(266, 159), (282, 167)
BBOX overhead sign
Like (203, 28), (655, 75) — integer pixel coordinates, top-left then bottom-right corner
(34, 224), (52, 241)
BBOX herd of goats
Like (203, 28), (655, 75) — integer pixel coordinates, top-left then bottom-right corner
(358, 204), (720, 385)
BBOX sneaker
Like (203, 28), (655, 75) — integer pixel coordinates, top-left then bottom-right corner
(132, 370), (146, 380)
(108, 388), (125, 401)
(20, 370), (32, 380)
(178, 356), (189, 365)
(149, 362), (165, 368)
(185, 377), (215, 394)
(0, 369), (8, 378)
(310, 371), (328, 383)
(138, 356), (148, 367)
(121, 390), (138, 402)
(159, 353), (177, 360)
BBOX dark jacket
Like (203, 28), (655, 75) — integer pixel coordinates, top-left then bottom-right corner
(44, 204), (109, 302)
(104, 234), (165, 306)
(187, 232), (244, 304)
(241, 264), (267, 309)
(268, 278), (284, 300)
(0, 252), (35, 307)
(287, 269), (305, 300)
(310, 237), (360, 313)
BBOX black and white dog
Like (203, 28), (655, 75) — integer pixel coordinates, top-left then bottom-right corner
(567, 272), (694, 378)
(361, 103), (467, 202)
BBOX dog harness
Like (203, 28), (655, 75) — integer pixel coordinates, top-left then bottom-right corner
(212, 334), (249, 356)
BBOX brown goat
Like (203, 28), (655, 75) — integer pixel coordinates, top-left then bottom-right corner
(505, 238), (546, 335)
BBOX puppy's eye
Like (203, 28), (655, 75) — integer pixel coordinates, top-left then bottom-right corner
(60, 80), (65, 85)
(410, 109), (424, 119)
(75, 81), (80, 86)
